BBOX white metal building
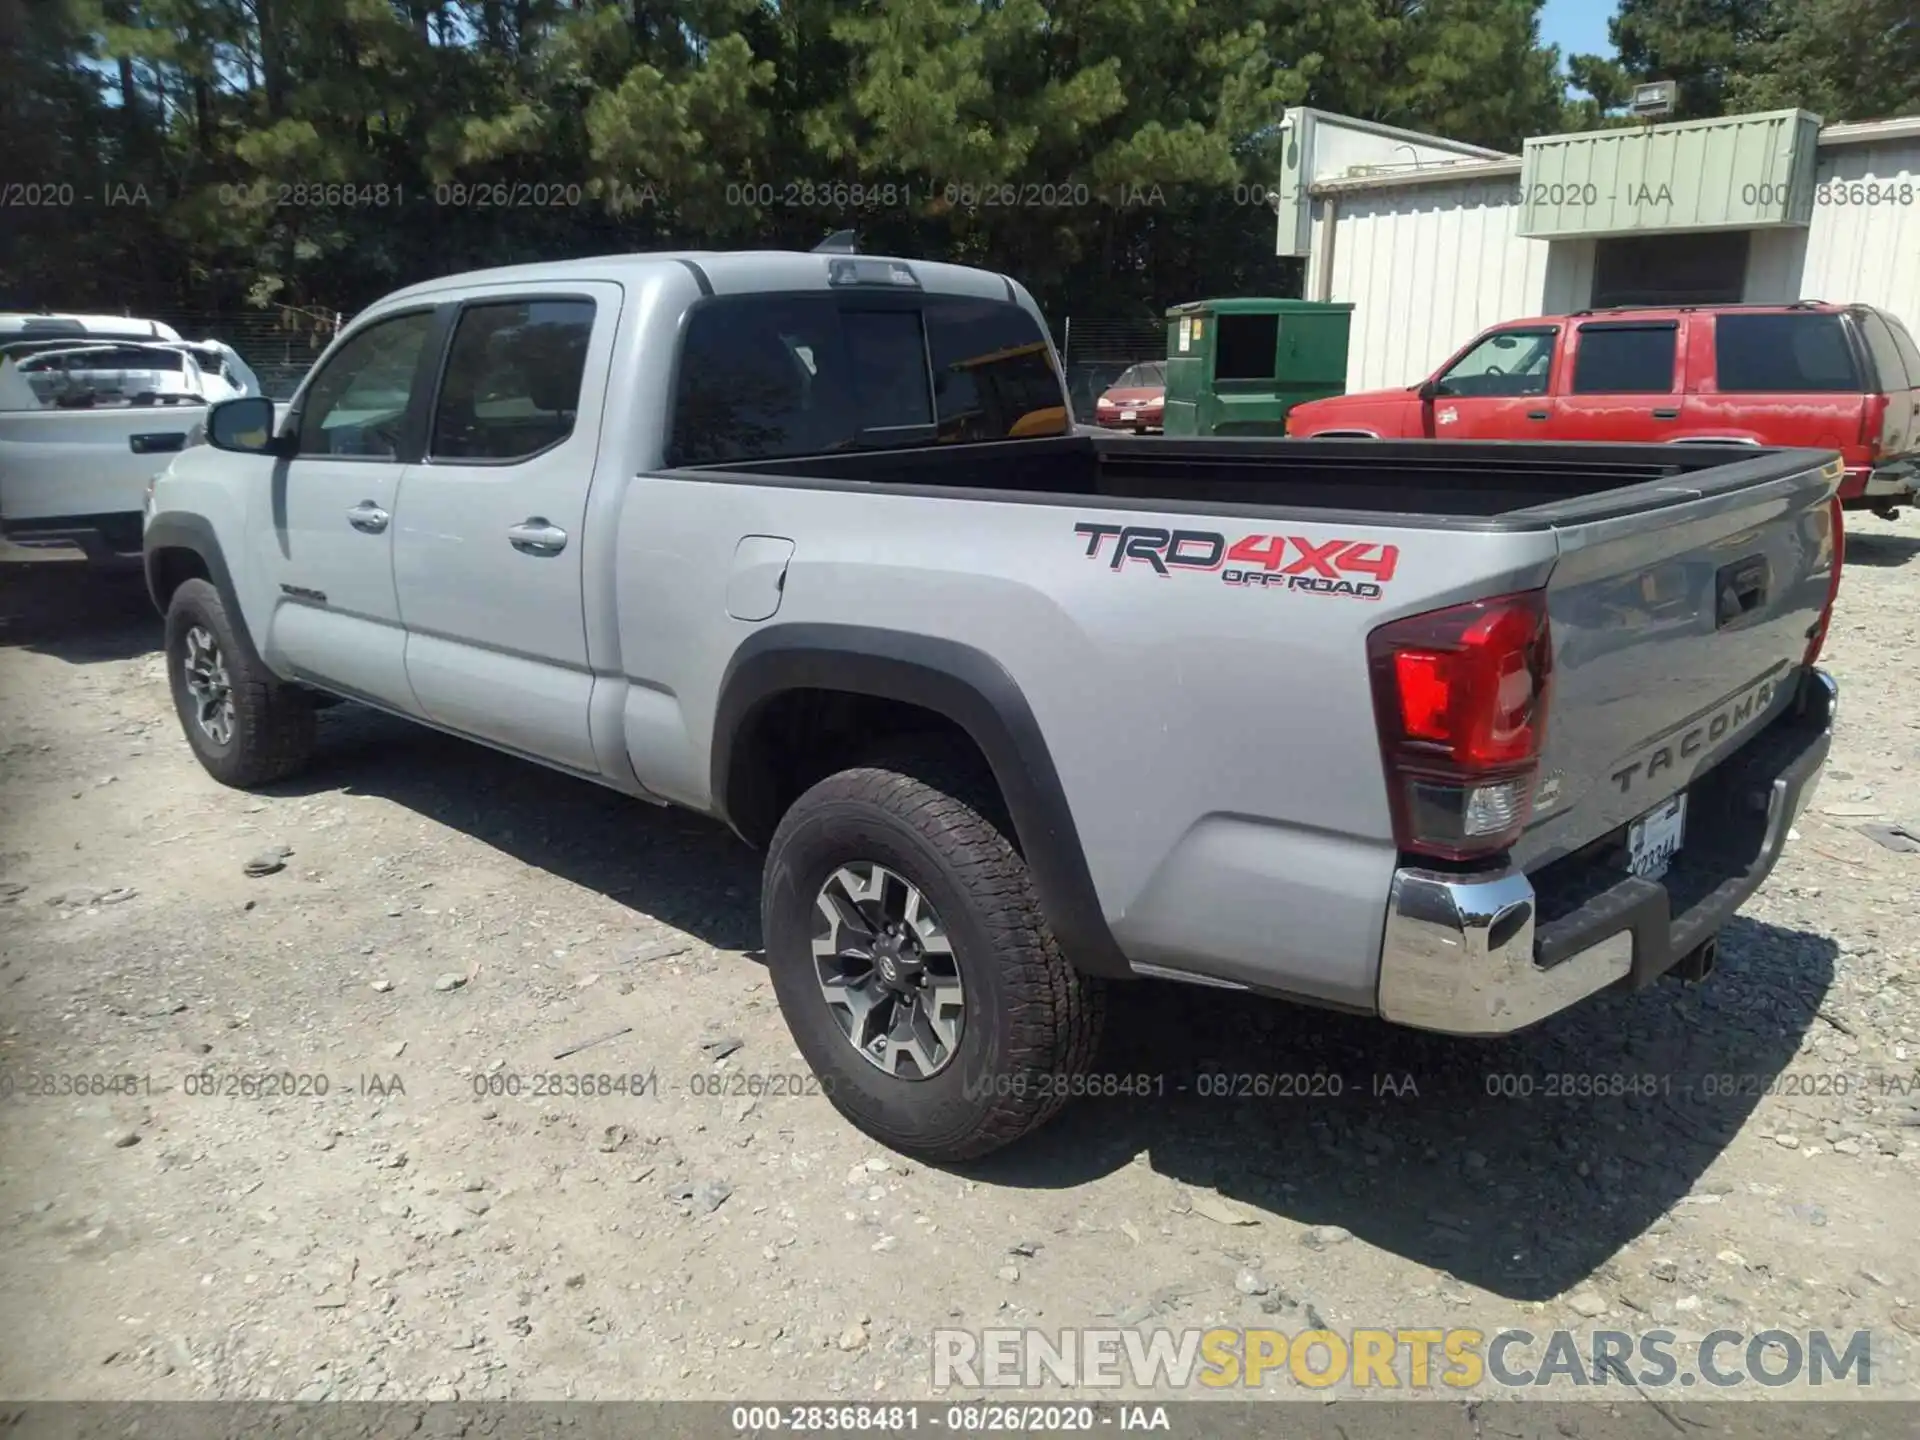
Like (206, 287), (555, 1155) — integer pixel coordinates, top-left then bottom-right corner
(1271, 107), (1920, 391)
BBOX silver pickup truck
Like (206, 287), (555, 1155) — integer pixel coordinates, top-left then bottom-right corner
(142, 249), (1842, 1161)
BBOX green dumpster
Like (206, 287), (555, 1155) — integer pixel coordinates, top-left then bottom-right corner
(1161, 298), (1353, 437)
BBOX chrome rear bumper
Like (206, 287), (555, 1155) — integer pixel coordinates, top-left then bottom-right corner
(1376, 669), (1836, 1037)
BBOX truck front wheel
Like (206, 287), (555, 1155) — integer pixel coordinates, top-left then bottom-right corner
(761, 748), (1104, 1162)
(164, 578), (316, 788)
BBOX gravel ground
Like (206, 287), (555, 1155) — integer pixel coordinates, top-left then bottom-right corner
(1, 523), (1918, 1407)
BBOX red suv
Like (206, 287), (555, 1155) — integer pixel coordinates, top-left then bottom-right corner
(1286, 302), (1920, 514)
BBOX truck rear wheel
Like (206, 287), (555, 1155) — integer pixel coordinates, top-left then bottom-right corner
(164, 578), (316, 788)
(761, 747), (1104, 1162)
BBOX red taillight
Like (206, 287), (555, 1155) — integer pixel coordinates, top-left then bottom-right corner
(1859, 394), (1888, 462)
(1368, 590), (1553, 862)
(1804, 494), (1844, 667)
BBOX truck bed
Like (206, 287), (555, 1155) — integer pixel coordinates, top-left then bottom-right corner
(695, 434), (1838, 526)
(673, 429), (1840, 1006)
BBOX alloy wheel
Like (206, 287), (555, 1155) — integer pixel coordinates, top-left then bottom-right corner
(811, 861), (966, 1079)
(182, 624), (235, 746)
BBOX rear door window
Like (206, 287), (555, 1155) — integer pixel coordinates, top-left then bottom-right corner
(1571, 324), (1677, 393)
(669, 295), (1062, 464)
(1714, 313), (1862, 392)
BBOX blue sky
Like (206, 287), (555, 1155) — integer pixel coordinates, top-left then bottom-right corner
(1539, 0), (1619, 60)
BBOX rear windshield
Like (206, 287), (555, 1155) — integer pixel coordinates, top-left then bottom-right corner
(22, 345), (187, 372)
(668, 294), (1066, 466)
(1715, 313), (1861, 393)
(1890, 316), (1920, 393)
(1854, 310), (1913, 392)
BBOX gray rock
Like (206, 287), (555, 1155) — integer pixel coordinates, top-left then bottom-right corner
(432, 973), (466, 992)
(627, 940), (691, 965)
(244, 846), (293, 877)
(1234, 1269), (1269, 1296)
(699, 1035), (745, 1060)
(998, 1263), (1021, 1283)
(1008, 1240), (1041, 1258)
(426, 1385), (458, 1402)
(111, 1130), (140, 1149)
(1858, 823), (1920, 853)
(1568, 1289), (1609, 1318)
(295, 1380), (333, 1402)
(1301, 1224), (1352, 1248)
(370, 979), (394, 993)
(1650, 1258), (1679, 1282)
(837, 1323), (869, 1352)
(667, 1179), (732, 1215)
(598, 1124), (632, 1152)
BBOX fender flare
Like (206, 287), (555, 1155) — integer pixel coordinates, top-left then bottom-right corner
(142, 511), (271, 673)
(712, 624), (1133, 978)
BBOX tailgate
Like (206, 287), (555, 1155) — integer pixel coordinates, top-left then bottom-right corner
(1514, 451), (1839, 873)
(0, 405), (197, 522)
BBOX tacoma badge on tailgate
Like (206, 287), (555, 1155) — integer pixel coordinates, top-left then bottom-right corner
(1607, 667), (1788, 795)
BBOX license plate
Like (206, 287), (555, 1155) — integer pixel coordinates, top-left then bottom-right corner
(1628, 793), (1687, 880)
(1120, 409), (1136, 421)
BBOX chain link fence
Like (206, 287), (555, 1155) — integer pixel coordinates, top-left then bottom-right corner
(1056, 317), (1167, 417)
(144, 305), (347, 399)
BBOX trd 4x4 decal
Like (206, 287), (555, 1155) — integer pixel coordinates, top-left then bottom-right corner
(1073, 522), (1398, 600)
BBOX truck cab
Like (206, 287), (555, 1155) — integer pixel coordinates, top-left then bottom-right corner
(1287, 301), (1920, 515)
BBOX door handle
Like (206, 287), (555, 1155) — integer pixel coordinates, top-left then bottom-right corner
(1652, 408), (1680, 419)
(507, 517), (568, 555)
(1526, 410), (1549, 421)
(1715, 556), (1769, 628)
(347, 501), (390, 534)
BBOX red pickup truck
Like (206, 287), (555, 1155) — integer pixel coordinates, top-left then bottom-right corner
(1287, 301), (1920, 515)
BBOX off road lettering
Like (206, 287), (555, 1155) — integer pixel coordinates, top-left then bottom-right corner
(1077, 523), (1398, 596)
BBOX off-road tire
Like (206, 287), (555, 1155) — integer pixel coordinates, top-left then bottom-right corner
(164, 578), (316, 788)
(762, 745), (1105, 1162)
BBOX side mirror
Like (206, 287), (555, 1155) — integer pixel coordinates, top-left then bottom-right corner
(207, 395), (287, 456)
(1416, 379), (1440, 402)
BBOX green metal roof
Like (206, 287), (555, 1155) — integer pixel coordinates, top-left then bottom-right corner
(1165, 298), (1355, 317)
